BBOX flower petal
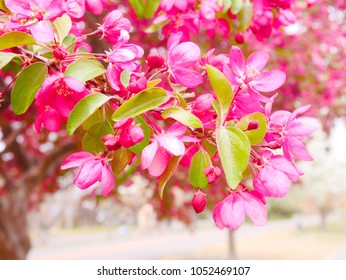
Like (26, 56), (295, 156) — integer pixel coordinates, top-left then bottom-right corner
(169, 42), (201, 68)
(141, 141), (158, 170)
(285, 137), (314, 161)
(172, 67), (203, 88)
(242, 191), (267, 226)
(74, 160), (102, 189)
(158, 135), (185, 156)
(230, 46), (245, 77)
(30, 21), (55, 43)
(246, 51), (269, 73)
(251, 70), (286, 92)
(101, 164), (115, 197)
(148, 148), (169, 177)
(61, 151), (95, 170)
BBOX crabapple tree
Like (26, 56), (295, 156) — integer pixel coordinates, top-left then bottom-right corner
(1, 0), (339, 259)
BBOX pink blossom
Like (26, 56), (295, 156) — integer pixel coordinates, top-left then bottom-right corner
(85, 0), (104, 15)
(5, 0), (63, 43)
(35, 75), (88, 132)
(266, 104), (320, 161)
(61, 151), (114, 197)
(167, 32), (203, 88)
(192, 189), (207, 214)
(204, 166), (221, 184)
(100, 10), (132, 45)
(213, 185), (267, 230)
(223, 46), (286, 102)
(253, 150), (300, 198)
(141, 123), (195, 177)
(63, 0), (85, 19)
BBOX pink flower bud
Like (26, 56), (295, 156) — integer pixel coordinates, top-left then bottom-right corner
(53, 46), (68, 60)
(204, 166), (222, 184)
(235, 33), (245, 44)
(128, 125), (144, 145)
(146, 53), (165, 70)
(192, 94), (213, 113)
(101, 10), (131, 44)
(113, 118), (134, 129)
(102, 134), (120, 151)
(247, 120), (260, 130)
(127, 73), (147, 93)
(192, 189), (207, 214)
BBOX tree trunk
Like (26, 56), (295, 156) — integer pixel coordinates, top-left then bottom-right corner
(0, 187), (31, 259)
(228, 230), (237, 259)
(320, 208), (328, 231)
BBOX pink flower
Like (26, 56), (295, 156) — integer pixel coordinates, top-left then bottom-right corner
(223, 46), (286, 102)
(35, 75), (88, 132)
(63, 0), (85, 19)
(192, 189), (207, 214)
(5, 0), (63, 43)
(253, 150), (300, 198)
(100, 10), (131, 45)
(213, 185), (267, 230)
(204, 166), (221, 184)
(266, 104), (320, 161)
(141, 123), (196, 177)
(167, 32), (203, 88)
(85, 0), (104, 15)
(61, 151), (115, 197)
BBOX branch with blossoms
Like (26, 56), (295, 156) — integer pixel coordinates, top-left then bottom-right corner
(0, 0), (319, 231)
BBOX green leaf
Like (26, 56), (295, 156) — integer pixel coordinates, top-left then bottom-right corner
(62, 34), (76, 52)
(219, 0), (231, 12)
(53, 13), (72, 44)
(82, 108), (104, 130)
(0, 0), (10, 12)
(231, 0), (243, 14)
(162, 106), (203, 129)
(67, 94), (111, 135)
(0, 52), (19, 69)
(211, 99), (221, 123)
(158, 156), (182, 199)
(64, 59), (106, 83)
(112, 147), (133, 176)
(112, 88), (168, 121)
(189, 149), (212, 189)
(206, 64), (234, 124)
(238, 1), (254, 32)
(82, 121), (114, 153)
(120, 69), (131, 88)
(236, 112), (267, 145)
(129, 0), (160, 19)
(11, 62), (48, 115)
(216, 127), (250, 190)
(129, 116), (150, 154)
(0, 32), (36, 51)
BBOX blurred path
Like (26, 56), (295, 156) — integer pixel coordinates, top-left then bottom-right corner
(329, 244), (346, 260)
(27, 216), (326, 260)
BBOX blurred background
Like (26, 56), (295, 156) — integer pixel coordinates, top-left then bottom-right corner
(1, 0), (346, 260)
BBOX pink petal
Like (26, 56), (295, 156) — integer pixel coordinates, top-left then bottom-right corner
(35, 108), (62, 133)
(63, 77), (86, 92)
(64, 0), (85, 19)
(167, 32), (183, 50)
(148, 148), (169, 177)
(254, 166), (290, 198)
(5, 0), (30, 15)
(230, 46), (245, 77)
(30, 21), (55, 43)
(271, 155), (300, 178)
(172, 67), (203, 88)
(141, 141), (159, 170)
(288, 104), (311, 122)
(285, 137), (313, 161)
(61, 151), (95, 169)
(251, 70), (286, 92)
(169, 42), (201, 68)
(158, 135), (185, 156)
(246, 51), (269, 73)
(167, 122), (187, 137)
(286, 117), (320, 137)
(223, 64), (241, 86)
(101, 164), (115, 197)
(241, 192), (267, 226)
(74, 160), (102, 189)
(213, 195), (245, 230)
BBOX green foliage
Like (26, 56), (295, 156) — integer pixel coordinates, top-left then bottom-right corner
(206, 64), (234, 124)
(0, 52), (20, 69)
(112, 147), (133, 176)
(238, 1), (254, 32)
(112, 88), (168, 121)
(236, 112), (267, 145)
(162, 106), (203, 129)
(0, 32), (36, 51)
(67, 94), (111, 135)
(216, 127), (250, 190)
(82, 121), (114, 153)
(129, 0), (160, 19)
(53, 14), (72, 44)
(64, 59), (106, 83)
(188, 149), (212, 189)
(129, 116), (151, 154)
(11, 62), (48, 115)
(158, 156), (182, 199)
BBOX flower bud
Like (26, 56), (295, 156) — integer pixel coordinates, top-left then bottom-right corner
(204, 166), (222, 184)
(53, 46), (68, 60)
(102, 134), (121, 151)
(146, 53), (165, 70)
(192, 94), (213, 113)
(247, 120), (260, 130)
(192, 189), (207, 214)
(128, 125), (144, 145)
(127, 73), (147, 93)
(235, 33), (245, 44)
